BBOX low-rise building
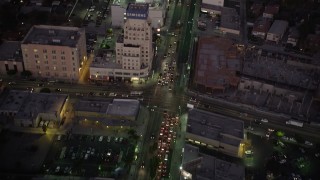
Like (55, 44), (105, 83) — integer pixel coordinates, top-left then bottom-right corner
(74, 98), (140, 127)
(220, 7), (240, 35)
(252, 17), (271, 39)
(262, 4), (279, 19)
(200, 3), (223, 15)
(181, 144), (245, 180)
(186, 109), (244, 157)
(0, 41), (24, 75)
(266, 20), (288, 43)
(194, 37), (241, 92)
(0, 90), (68, 127)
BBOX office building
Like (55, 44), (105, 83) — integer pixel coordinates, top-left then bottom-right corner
(91, 3), (153, 81)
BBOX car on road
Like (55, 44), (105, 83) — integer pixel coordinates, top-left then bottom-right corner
(261, 118), (268, 123)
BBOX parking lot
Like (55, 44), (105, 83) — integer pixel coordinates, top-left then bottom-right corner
(42, 134), (135, 178)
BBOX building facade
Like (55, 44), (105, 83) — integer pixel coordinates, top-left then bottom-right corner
(113, 3), (153, 80)
(0, 41), (24, 75)
(21, 25), (87, 81)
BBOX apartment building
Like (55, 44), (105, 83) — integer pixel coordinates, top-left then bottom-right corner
(21, 25), (86, 81)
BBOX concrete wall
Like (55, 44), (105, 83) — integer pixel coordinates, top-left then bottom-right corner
(0, 60), (24, 75)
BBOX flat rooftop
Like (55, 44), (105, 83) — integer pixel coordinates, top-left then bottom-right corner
(0, 90), (30, 112)
(0, 41), (22, 61)
(220, 7), (240, 31)
(15, 93), (68, 120)
(106, 99), (140, 117)
(22, 25), (84, 47)
(268, 20), (288, 35)
(90, 56), (122, 69)
(74, 100), (111, 113)
(243, 49), (319, 90)
(187, 109), (244, 146)
(182, 144), (245, 180)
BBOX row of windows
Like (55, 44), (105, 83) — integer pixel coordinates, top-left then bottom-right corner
(32, 49), (75, 55)
(35, 66), (75, 71)
(114, 72), (144, 75)
(40, 71), (71, 77)
(35, 60), (75, 66)
(26, 54), (75, 61)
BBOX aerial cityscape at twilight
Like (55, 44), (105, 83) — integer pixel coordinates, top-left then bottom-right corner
(0, 0), (319, 179)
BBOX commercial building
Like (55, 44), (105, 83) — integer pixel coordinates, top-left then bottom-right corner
(252, 17), (271, 39)
(74, 98), (140, 127)
(266, 20), (288, 43)
(111, 1), (166, 29)
(0, 90), (68, 128)
(186, 109), (244, 157)
(0, 41), (24, 75)
(21, 25), (87, 81)
(194, 37), (241, 92)
(181, 144), (245, 180)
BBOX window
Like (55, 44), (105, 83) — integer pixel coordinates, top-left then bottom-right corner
(33, 49), (38, 53)
(61, 56), (65, 60)
(52, 50), (56, 54)
(73, 68), (75, 71)
(45, 66), (49, 70)
(36, 65), (40, 69)
(72, 51), (74, 55)
(62, 62), (66, 65)
(53, 56), (56, 59)
(53, 66), (56, 70)
(45, 72), (50, 76)
(72, 57), (74, 60)
(24, 54), (28, 58)
(43, 49), (47, 53)
(35, 54), (39, 58)
(61, 51), (65, 55)
(36, 60), (40, 64)
(44, 61), (48, 64)
(62, 67), (67, 71)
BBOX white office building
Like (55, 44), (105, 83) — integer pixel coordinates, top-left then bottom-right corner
(90, 3), (153, 81)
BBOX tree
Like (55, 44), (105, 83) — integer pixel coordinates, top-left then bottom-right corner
(107, 28), (113, 34)
(40, 88), (51, 93)
(149, 156), (160, 179)
(7, 70), (17, 76)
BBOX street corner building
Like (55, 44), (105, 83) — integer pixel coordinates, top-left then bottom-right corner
(181, 144), (245, 180)
(186, 108), (245, 158)
(21, 25), (87, 81)
(0, 90), (69, 128)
